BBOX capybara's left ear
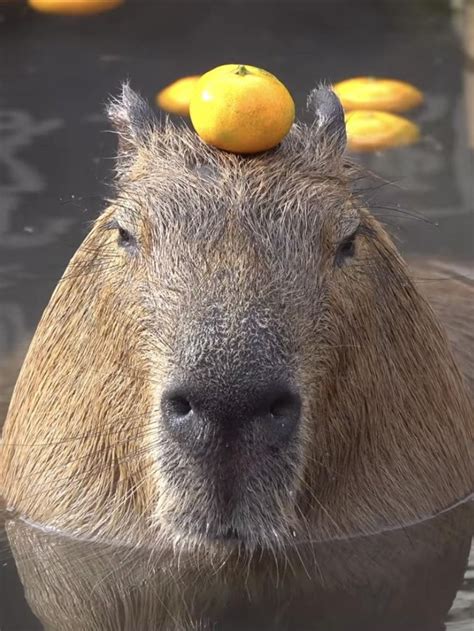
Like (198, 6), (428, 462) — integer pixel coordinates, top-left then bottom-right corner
(306, 84), (346, 155)
(107, 82), (157, 172)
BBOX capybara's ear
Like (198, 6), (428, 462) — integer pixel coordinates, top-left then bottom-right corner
(306, 84), (346, 155)
(107, 82), (157, 170)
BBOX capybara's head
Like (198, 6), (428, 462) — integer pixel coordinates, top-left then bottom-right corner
(0, 85), (472, 553)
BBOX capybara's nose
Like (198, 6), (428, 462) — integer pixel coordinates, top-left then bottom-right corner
(161, 380), (301, 450)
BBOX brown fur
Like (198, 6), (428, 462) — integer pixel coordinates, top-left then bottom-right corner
(0, 86), (472, 627)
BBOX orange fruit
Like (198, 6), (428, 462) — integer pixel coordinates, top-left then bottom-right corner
(333, 77), (423, 113)
(28, 0), (123, 15)
(345, 110), (420, 152)
(156, 76), (201, 116)
(189, 64), (295, 154)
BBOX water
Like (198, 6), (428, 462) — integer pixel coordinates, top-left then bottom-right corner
(0, 0), (473, 629)
(0, 500), (472, 631)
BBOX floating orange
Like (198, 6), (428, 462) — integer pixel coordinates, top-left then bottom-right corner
(334, 77), (423, 113)
(156, 76), (201, 116)
(345, 110), (420, 152)
(189, 64), (295, 154)
(28, 0), (123, 15)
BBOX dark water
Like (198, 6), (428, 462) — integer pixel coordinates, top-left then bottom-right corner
(0, 0), (473, 629)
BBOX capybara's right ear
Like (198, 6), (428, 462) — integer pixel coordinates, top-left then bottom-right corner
(107, 82), (157, 171)
(306, 84), (347, 156)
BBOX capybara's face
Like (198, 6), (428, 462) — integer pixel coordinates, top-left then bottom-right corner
(1, 86), (471, 551)
(91, 87), (396, 547)
(100, 157), (361, 546)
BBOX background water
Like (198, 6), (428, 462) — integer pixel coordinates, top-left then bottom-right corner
(0, 0), (473, 629)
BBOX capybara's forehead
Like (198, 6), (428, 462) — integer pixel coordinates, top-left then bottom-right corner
(105, 84), (359, 253)
(112, 122), (359, 244)
(133, 119), (353, 187)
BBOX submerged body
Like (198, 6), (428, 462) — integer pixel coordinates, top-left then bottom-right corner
(0, 86), (472, 629)
(3, 501), (472, 631)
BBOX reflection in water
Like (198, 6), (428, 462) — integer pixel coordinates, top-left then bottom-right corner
(0, 498), (470, 631)
(0, 109), (62, 238)
(448, 544), (474, 629)
(1, 500), (472, 631)
(461, 0), (474, 150)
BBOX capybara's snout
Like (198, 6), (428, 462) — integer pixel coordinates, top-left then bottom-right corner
(161, 375), (301, 453)
(159, 295), (301, 462)
(157, 359), (303, 544)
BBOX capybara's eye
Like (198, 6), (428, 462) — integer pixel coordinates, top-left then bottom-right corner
(335, 232), (357, 266)
(117, 226), (134, 248)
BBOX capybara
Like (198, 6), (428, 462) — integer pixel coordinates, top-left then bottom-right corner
(0, 85), (472, 629)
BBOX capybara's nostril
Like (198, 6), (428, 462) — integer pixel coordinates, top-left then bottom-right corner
(161, 388), (197, 443)
(161, 381), (301, 449)
(269, 391), (301, 419)
(262, 386), (301, 444)
(161, 391), (193, 428)
(167, 395), (192, 418)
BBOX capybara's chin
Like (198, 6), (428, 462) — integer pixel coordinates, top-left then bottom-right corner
(159, 506), (293, 552)
(155, 445), (302, 550)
